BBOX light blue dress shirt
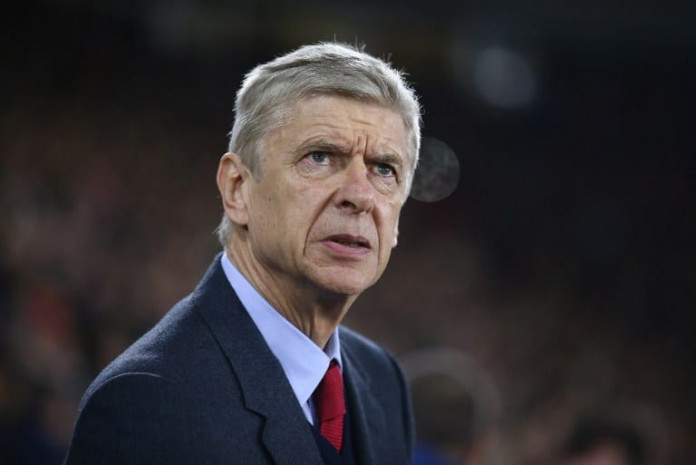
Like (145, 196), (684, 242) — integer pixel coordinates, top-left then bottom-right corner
(220, 253), (342, 425)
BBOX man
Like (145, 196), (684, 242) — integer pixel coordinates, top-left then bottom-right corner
(64, 41), (422, 465)
(401, 348), (500, 465)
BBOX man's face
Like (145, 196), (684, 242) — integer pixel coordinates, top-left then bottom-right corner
(242, 95), (411, 297)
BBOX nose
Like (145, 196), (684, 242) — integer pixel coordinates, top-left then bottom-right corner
(334, 159), (375, 214)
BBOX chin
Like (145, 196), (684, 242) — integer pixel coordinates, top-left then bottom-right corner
(319, 280), (368, 297)
(314, 271), (377, 297)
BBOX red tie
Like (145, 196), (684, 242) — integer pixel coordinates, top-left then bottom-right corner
(313, 360), (346, 452)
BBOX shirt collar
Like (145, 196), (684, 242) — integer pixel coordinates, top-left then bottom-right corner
(220, 253), (342, 411)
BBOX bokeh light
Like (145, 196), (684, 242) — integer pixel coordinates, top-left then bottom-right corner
(410, 137), (461, 202)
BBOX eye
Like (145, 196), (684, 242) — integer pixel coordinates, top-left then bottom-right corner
(375, 163), (396, 178)
(308, 151), (330, 165)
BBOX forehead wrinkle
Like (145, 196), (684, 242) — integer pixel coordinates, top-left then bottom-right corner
(297, 133), (353, 154)
(347, 134), (406, 164)
(364, 135), (409, 170)
(272, 96), (410, 163)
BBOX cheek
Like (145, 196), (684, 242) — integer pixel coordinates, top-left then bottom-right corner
(274, 185), (326, 244)
(378, 206), (402, 247)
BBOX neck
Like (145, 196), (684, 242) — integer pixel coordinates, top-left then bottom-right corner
(224, 245), (357, 349)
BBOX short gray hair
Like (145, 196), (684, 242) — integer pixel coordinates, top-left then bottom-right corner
(217, 42), (422, 247)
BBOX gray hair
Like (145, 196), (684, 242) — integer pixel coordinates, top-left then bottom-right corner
(217, 41), (422, 247)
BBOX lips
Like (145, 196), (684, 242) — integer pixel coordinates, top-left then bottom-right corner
(326, 234), (371, 249)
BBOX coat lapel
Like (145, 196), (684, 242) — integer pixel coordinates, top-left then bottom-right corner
(194, 256), (324, 465)
(341, 335), (385, 465)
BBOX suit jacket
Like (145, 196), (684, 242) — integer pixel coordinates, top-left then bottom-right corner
(64, 255), (414, 465)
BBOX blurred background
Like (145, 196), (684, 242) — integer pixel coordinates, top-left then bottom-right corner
(1, 0), (694, 464)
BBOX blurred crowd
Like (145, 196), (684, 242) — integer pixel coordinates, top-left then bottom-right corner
(0, 83), (687, 465)
(0, 95), (221, 463)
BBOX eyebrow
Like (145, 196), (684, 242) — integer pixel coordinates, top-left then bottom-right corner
(370, 152), (404, 169)
(300, 140), (352, 155)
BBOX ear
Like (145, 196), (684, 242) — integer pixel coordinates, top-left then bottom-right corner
(217, 152), (251, 227)
(392, 219), (400, 248)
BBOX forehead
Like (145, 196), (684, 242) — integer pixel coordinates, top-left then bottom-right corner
(270, 95), (411, 158)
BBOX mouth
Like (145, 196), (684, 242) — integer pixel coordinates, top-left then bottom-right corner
(326, 234), (371, 250)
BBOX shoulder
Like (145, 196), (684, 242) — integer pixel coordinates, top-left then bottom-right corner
(338, 326), (415, 460)
(67, 298), (252, 463)
(338, 325), (409, 391)
(89, 296), (202, 387)
(66, 255), (266, 464)
(89, 255), (234, 388)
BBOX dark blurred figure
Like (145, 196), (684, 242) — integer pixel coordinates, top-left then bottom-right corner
(401, 348), (500, 465)
(556, 412), (649, 465)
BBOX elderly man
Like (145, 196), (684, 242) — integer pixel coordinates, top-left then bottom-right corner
(65, 42), (421, 465)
